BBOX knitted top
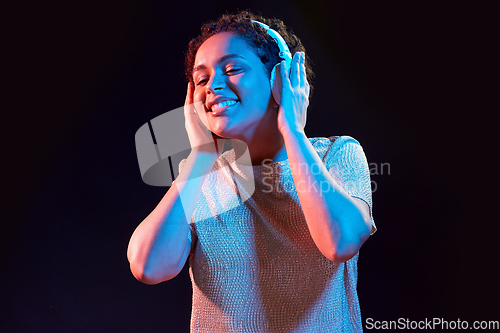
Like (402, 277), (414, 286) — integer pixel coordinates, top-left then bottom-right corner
(180, 136), (376, 332)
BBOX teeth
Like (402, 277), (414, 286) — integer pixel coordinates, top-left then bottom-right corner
(211, 100), (237, 111)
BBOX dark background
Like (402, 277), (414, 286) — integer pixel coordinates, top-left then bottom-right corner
(3, 0), (496, 331)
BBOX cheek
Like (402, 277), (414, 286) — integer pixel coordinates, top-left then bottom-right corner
(248, 80), (272, 109)
(233, 75), (271, 104)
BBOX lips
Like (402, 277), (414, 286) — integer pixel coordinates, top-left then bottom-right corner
(212, 100), (237, 112)
(206, 98), (239, 115)
(207, 97), (238, 111)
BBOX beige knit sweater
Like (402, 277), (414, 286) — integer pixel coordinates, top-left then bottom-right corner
(179, 136), (376, 332)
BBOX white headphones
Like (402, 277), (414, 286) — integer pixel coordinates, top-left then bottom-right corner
(252, 20), (292, 105)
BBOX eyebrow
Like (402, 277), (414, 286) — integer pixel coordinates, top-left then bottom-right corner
(193, 54), (246, 75)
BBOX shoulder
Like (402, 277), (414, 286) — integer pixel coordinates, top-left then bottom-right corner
(308, 136), (364, 163)
(309, 135), (361, 148)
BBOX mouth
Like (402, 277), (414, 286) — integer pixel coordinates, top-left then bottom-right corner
(209, 100), (239, 115)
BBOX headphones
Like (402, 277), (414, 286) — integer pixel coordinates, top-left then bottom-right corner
(251, 20), (292, 105)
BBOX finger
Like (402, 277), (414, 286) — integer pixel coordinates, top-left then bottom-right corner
(185, 82), (194, 106)
(280, 60), (291, 91)
(300, 52), (307, 88)
(184, 84), (207, 128)
(184, 82), (195, 116)
(301, 53), (308, 128)
(290, 52), (300, 87)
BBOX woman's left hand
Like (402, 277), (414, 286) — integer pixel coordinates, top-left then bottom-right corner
(277, 51), (310, 135)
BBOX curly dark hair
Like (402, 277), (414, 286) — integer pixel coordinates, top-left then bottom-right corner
(184, 10), (314, 97)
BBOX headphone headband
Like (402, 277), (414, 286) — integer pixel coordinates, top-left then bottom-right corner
(251, 20), (292, 66)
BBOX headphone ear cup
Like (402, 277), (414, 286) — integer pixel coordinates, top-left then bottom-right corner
(270, 64), (282, 105)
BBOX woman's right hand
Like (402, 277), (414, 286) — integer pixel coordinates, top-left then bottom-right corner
(184, 82), (219, 154)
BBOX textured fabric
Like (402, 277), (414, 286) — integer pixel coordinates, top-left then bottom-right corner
(179, 136), (376, 332)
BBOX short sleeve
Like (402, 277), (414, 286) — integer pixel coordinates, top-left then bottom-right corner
(323, 136), (376, 235)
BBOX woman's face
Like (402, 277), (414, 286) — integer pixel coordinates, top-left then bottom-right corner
(192, 32), (276, 141)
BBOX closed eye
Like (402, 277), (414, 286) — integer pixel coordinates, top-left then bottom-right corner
(225, 67), (242, 74)
(195, 68), (242, 86)
(195, 78), (208, 86)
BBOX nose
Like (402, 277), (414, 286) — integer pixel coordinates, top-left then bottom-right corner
(206, 71), (225, 94)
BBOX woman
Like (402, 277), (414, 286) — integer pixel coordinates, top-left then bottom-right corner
(128, 11), (376, 332)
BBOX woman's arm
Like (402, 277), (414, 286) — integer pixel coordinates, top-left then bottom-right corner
(281, 131), (372, 263)
(277, 52), (372, 263)
(127, 83), (219, 284)
(127, 150), (217, 284)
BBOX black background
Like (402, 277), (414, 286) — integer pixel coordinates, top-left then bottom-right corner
(3, 0), (497, 331)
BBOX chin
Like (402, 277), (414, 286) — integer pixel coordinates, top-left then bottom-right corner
(210, 120), (251, 142)
(209, 123), (235, 139)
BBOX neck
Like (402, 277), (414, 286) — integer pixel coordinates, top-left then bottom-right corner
(232, 128), (287, 166)
(229, 103), (289, 166)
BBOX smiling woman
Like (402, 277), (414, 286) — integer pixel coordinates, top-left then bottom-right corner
(127, 10), (376, 332)
(192, 33), (274, 143)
